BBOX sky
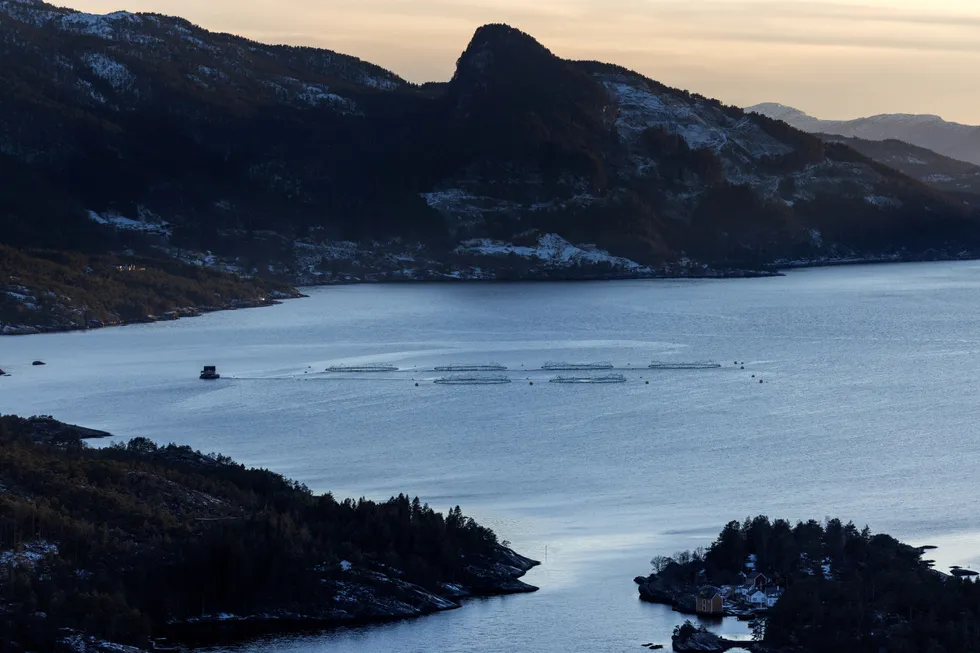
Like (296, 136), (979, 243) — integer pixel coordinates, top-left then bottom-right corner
(63, 0), (980, 125)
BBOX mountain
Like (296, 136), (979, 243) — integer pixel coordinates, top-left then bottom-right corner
(3, 4), (980, 292)
(747, 103), (980, 167)
(813, 135), (980, 209)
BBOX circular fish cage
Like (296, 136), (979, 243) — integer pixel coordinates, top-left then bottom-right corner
(541, 361), (614, 371)
(325, 364), (399, 373)
(549, 374), (627, 384)
(648, 361), (721, 370)
(434, 374), (512, 385)
(433, 363), (508, 372)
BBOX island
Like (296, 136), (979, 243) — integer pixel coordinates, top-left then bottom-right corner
(637, 516), (980, 652)
(0, 415), (538, 652)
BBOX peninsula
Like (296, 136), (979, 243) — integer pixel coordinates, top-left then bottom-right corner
(0, 415), (538, 652)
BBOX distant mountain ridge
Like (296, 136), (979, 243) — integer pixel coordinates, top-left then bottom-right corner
(813, 134), (980, 208)
(747, 103), (980, 166)
(2, 3), (980, 298)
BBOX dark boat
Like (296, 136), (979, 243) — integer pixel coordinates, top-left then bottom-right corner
(200, 365), (220, 380)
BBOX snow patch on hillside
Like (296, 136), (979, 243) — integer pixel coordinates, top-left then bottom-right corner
(0, 0), (60, 26)
(0, 540), (58, 568)
(360, 74), (400, 91)
(864, 195), (902, 208)
(5, 290), (40, 310)
(76, 78), (107, 103)
(456, 234), (646, 270)
(82, 53), (133, 89)
(61, 633), (145, 653)
(60, 10), (140, 38)
(604, 79), (793, 160)
(88, 210), (171, 235)
(297, 83), (357, 111)
(422, 188), (524, 229)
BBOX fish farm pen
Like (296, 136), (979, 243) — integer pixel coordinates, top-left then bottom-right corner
(325, 364), (399, 372)
(434, 375), (512, 385)
(541, 361), (615, 371)
(433, 363), (508, 372)
(648, 361), (721, 370)
(549, 374), (628, 384)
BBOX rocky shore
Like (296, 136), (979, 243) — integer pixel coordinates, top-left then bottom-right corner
(635, 575), (703, 616)
(672, 626), (756, 652)
(19, 415), (113, 442)
(166, 546), (539, 645)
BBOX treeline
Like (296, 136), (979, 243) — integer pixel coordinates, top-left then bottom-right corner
(0, 416), (500, 650)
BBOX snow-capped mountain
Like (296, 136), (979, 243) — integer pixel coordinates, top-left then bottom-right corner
(747, 103), (980, 167)
(2, 4), (979, 284)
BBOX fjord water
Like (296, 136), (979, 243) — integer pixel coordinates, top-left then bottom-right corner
(3, 263), (980, 652)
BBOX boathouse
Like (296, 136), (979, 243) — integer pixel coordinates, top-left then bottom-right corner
(696, 587), (724, 615)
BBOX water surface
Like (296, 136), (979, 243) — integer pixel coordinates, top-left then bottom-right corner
(3, 263), (980, 652)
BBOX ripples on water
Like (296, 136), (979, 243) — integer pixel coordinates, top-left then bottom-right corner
(3, 262), (980, 652)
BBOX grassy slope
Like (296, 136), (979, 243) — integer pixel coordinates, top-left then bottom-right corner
(0, 245), (298, 331)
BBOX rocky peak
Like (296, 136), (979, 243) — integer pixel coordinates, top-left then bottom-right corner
(452, 24), (557, 87)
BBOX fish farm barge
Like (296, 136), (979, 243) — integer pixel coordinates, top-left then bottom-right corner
(541, 361), (614, 371)
(434, 375), (512, 385)
(550, 374), (627, 384)
(433, 363), (508, 372)
(325, 364), (399, 373)
(648, 361), (721, 370)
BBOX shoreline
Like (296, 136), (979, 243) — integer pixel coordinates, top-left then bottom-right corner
(5, 254), (980, 339)
(165, 553), (540, 647)
(0, 294), (305, 337)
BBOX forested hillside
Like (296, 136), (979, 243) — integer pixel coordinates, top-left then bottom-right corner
(0, 415), (537, 651)
(812, 135), (980, 208)
(638, 516), (980, 652)
(3, 2), (980, 287)
(0, 245), (299, 333)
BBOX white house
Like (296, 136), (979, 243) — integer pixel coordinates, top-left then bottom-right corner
(749, 588), (782, 608)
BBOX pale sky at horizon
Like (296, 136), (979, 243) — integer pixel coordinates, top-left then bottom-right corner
(63, 0), (980, 125)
